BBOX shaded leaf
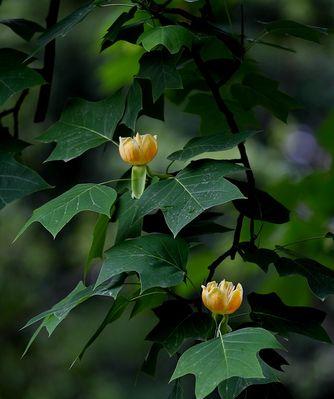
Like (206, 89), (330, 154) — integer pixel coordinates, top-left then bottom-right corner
(231, 73), (300, 122)
(0, 49), (44, 106)
(121, 79), (142, 131)
(260, 20), (327, 43)
(33, 1), (97, 55)
(0, 18), (44, 41)
(115, 191), (142, 243)
(240, 244), (334, 300)
(168, 380), (184, 399)
(0, 128), (30, 154)
(138, 51), (183, 101)
(168, 131), (258, 161)
(96, 233), (188, 292)
(84, 213), (110, 279)
(146, 301), (215, 356)
(38, 92), (125, 161)
(235, 382), (293, 399)
(218, 359), (279, 399)
(171, 327), (283, 399)
(138, 25), (194, 54)
(0, 153), (51, 210)
(230, 179), (290, 224)
(248, 292), (330, 342)
(15, 184), (117, 239)
(130, 288), (167, 318)
(101, 6), (137, 51)
(141, 342), (162, 376)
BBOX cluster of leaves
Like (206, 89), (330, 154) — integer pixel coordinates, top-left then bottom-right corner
(0, 1), (333, 398)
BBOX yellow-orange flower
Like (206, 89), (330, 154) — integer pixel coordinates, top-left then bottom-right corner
(201, 280), (243, 315)
(119, 133), (158, 166)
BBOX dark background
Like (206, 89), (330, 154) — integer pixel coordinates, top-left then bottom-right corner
(1, 0), (334, 398)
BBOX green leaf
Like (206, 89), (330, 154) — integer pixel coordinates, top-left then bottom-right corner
(74, 294), (130, 363)
(0, 128), (29, 154)
(33, 1), (97, 55)
(138, 25), (194, 55)
(138, 51), (183, 101)
(0, 19), (44, 41)
(248, 292), (330, 342)
(121, 79), (142, 131)
(231, 73), (300, 122)
(0, 49), (44, 106)
(15, 183), (117, 239)
(260, 20), (327, 43)
(168, 380), (184, 399)
(0, 153), (51, 210)
(230, 179), (290, 224)
(38, 92), (125, 161)
(325, 232), (334, 240)
(146, 301), (215, 356)
(115, 191), (143, 243)
(141, 343), (162, 376)
(100, 6), (138, 51)
(130, 288), (167, 318)
(84, 213), (110, 279)
(234, 382), (293, 399)
(96, 233), (188, 292)
(218, 359), (279, 399)
(185, 93), (258, 135)
(168, 131), (258, 161)
(239, 244), (334, 300)
(171, 327), (283, 399)
(136, 160), (244, 237)
(22, 278), (123, 356)
(102, 20), (144, 51)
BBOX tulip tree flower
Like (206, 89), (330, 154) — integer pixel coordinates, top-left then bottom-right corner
(119, 133), (158, 199)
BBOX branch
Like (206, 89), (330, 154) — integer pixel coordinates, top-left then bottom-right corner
(0, 89), (29, 139)
(34, 0), (60, 122)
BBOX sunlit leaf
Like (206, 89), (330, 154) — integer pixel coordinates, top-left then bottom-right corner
(96, 234), (188, 291)
(15, 184), (117, 239)
(38, 92), (125, 161)
(171, 327), (283, 399)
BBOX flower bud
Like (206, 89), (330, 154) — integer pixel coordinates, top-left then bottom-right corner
(119, 133), (158, 166)
(201, 280), (243, 315)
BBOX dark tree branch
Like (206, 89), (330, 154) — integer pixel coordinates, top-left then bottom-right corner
(34, 0), (60, 123)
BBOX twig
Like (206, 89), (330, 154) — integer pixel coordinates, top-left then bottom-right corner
(0, 89), (29, 138)
(34, 0), (60, 122)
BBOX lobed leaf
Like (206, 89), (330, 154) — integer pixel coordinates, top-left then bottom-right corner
(96, 234), (188, 292)
(15, 184), (117, 239)
(171, 327), (283, 399)
(38, 92), (125, 161)
(0, 153), (51, 210)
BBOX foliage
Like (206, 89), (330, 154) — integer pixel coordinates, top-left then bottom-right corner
(1, 1), (333, 398)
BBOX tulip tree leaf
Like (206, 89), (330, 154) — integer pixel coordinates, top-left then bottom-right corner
(121, 79), (142, 131)
(0, 18), (44, 41)
(0, 153), (51, 210)
(138, 25), (194, 54)
(248, 292), (330, 342)
(130, 288), (167, 319)
(168, 131), (258, 161)
(168, 380), (184, 399)
(38, 92), (125, 161)
(138, 51), (183, 101)
(100, 6), (138, 51)
(146, 301), (215, 356)
(230, 179), (290, 224)
(115, 192), (143, 243)
(84, 214), (110, 278)
(32, 1), (97, 54)
(141, 343), (163, 376)
(259, 20), (327, 43)
(0, 49), (44, 106)
(171, 327), (283, 399)
(22, 277), (123, 356)
(233, 382), (294, 399)
(239, 244), (334, 300)
(136, 160), (244, 237)
(96, 234), (188, 292)
(15, 184), (117, 239)
(231, 73), (300, 122)
(218, 359), (279, 399)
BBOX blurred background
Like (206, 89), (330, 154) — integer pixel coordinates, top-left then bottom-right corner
(1, 0), (334, 398)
